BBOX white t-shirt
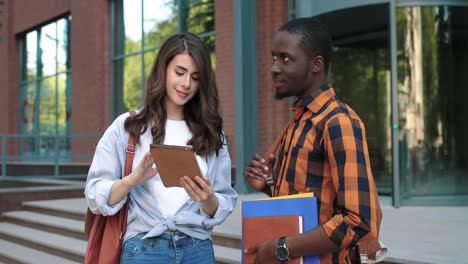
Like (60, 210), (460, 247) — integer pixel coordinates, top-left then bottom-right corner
(147, 119), (208, 218)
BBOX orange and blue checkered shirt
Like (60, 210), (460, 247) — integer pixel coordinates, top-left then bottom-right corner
(273, 83), (382, 263)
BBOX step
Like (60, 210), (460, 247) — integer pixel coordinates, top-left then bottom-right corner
(0, 222), (86, 262)
(212, 229), (241, 249)
(0, 238), (80, 264)
(22, 198), (86, 220)
(21, 198), (242, 244)
(2, 211), (86, 240)
(213, 244), (241, 264)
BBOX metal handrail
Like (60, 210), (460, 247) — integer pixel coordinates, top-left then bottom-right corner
(0, 134), (100, 177)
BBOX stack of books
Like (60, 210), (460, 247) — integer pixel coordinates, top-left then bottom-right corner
(241, 193), (319, 264)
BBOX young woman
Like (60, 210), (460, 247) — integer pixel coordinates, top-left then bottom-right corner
(85, 32), (238, 263)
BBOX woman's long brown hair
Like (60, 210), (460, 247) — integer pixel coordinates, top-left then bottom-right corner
(124, 32), (224, 156)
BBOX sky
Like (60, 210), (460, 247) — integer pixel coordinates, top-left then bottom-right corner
(124, 0), (173, 41)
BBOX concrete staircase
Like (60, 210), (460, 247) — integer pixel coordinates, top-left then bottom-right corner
(0, 198), (241, 264)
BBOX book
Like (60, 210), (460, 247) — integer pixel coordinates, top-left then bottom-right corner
(241, 193), (319, 264)
(243, 215), (303, 264)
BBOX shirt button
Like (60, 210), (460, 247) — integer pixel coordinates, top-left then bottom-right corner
(174, 235), (180, 241)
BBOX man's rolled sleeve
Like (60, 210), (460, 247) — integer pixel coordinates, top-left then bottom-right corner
(323, 116), (374, 249)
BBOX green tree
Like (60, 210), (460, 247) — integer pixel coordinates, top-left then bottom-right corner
(119, 0), (215, 112)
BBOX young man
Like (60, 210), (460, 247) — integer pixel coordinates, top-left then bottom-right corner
(244, 18), (382, 263)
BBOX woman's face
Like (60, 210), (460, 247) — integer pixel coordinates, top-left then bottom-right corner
(165, 53), (200, 109)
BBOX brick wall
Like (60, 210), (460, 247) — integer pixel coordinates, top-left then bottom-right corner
(69, 1), (111, 159)
(1, 0), (290, 169)
(0, 0), (110, 161)
(256, 0), (290, 156)
(215, 0), (290, 164)
(215, 0), (236, 161)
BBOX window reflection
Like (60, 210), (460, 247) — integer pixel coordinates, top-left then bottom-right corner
(113, 0), (215, 114)
(122, 55), (142, 111)
(188, 0), (215, 69)
(318, 4), (393, 194)
(397, 6), (468, 197)
(143, 0), (176, 49)
(144, 49), (158, 80)
(57, 19), (69, 73)
(25, 32), (37, 80)
(331, 47), (392, 193)
(187, 0), (214, 35)
(122, 0), (142, 54)
(41, 23), (57, 76)
(19, 17), (71, 160)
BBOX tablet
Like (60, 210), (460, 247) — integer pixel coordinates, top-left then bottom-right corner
(149, 144), (203, 187)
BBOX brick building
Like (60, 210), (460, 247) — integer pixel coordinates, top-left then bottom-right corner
(1, 0), (467, 205)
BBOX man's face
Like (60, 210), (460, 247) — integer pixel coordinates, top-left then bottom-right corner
(271, 31), (315, 99)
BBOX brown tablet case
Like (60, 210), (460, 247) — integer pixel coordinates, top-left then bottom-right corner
(149, 144), (203, 187)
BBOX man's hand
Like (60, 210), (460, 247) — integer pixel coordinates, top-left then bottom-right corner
(244, 153), (276, 192)
(245, 239), (280, 264)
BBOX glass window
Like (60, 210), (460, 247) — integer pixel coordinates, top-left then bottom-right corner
(19, 16), (71, 160)
(25, 32), (38, 80)
(143, 0), (177, 50)
(41, 23), (58, 77)
(123, 0), (142, 55)
(188, 0), (215, 67)
(396, 6), (468, 199)
(112, 0), (214, 115)
(122, 55), (143, 111)
(317, 4), (393, 194)
(144, 49), (158, 80)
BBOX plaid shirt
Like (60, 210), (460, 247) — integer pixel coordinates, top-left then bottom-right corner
(273, 83), (382, 263)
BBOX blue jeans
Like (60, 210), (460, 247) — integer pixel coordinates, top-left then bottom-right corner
(120, 232), (215, 264)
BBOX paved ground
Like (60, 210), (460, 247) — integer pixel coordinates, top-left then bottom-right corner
(378, 196), (468, 263)
(5, 178), (466, 264)
(220, 193), (468, 264)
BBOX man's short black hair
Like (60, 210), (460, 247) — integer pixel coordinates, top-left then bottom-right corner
(278, 17), (333, 74)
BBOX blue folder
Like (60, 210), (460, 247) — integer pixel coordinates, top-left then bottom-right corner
(242, 195), (319, 264)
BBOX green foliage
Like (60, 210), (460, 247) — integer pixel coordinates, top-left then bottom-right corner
(36, 75), (69, 135)
(187, 0), (215, 50)
(122, 55), (143, 111)
(420, 7), (440, 144)
(143, 18), (178, 51)
(118, 0), (215, 112)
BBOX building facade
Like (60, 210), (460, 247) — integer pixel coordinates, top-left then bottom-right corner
(0, 0), (467, 206)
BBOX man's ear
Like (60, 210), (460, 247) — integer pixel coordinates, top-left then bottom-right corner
(311, 55), (324, 73)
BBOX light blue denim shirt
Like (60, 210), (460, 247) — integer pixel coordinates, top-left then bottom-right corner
(84, 111), (238, 242)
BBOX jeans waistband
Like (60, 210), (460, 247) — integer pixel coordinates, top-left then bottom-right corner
(130, 232), (194, 247)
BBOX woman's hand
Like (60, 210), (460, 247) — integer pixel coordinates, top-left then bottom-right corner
(124, 151), (158, 187)
(180, 176), (219, 217)
(109, 151), (158, 206)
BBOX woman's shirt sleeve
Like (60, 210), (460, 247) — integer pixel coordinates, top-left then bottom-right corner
(84, 116), (128, 216)
(201, 139), (238, 228)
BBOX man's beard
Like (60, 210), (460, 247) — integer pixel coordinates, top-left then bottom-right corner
(275, 91), (288, 100)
